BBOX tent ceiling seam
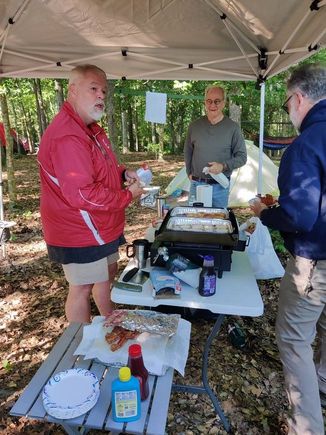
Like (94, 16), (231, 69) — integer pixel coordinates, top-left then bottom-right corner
(196, 53), (257, 67)
(4, 48), (59, 64)
(203, 0), (260, 76)
(195, 66), (255, 80)
(0, 28), (10, 64)
(263, 3), (322, 78)
(223, 20), (258, 77)
(204, 0), (261, 54)
(129, 65), (186, 79)
(126, 51), (186, 67)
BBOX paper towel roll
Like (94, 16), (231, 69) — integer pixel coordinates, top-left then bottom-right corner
(196, 185), (213, 207)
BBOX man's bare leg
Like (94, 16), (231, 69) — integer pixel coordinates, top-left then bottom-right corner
(65, 283), (93, 323)
(92, 261), (118, 316)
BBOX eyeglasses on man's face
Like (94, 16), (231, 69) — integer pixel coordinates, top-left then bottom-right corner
(282, 94), (294, 114)
(205, 98), (224, 106)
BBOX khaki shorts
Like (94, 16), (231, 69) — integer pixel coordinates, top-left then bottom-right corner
(62, 252), (119, 285)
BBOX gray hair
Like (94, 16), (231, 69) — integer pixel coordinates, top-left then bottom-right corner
(204, 85), (226, 101)
(287, 63), (326, 102)
(69, 64), (107, 85)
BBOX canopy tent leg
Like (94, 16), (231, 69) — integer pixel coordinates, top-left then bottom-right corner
(258, 81), (266, 195)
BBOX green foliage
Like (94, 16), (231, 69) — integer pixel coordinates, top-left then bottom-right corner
(270, 229), (287, 254)
(1, 48), (325, 154)
(2, 359), (12, 372)
(145, 142), (161, 158)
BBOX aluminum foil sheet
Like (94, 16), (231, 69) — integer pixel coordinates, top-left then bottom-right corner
(104, 309), (180, 337)
(166, 216), (233, 234)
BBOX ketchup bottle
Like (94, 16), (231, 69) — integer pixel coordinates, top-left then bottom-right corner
(128, 344), (149, 401)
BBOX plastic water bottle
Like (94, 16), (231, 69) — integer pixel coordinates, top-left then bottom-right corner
(188, 192), (196, 206)
(111, 366), (141, 422)
(137, 163), (152, 187)
(198, 255), (216, 296)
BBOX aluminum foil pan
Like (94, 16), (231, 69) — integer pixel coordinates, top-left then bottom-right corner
(166, 216), (233, 234)
(170, 206), (229, 220)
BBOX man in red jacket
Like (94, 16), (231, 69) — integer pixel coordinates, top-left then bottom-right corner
(38, 64), (144, 323)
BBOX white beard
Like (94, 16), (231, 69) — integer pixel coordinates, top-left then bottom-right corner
(90, 108), (105, 121)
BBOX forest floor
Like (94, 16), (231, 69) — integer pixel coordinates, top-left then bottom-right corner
(0, 152), (322, 435)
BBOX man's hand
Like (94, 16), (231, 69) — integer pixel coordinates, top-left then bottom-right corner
(124, 169), (140, 185)
(128, 181), (145, 199)
(250, 201), (268, 217)
(208, 162), (224, 174)
(188, 174), (193, 180)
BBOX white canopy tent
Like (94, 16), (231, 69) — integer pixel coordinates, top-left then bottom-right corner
(0, 0), (326, 221)
(1, 0), (326, 80)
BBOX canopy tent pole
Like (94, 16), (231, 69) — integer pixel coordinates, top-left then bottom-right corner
(258, 82), (266, 195)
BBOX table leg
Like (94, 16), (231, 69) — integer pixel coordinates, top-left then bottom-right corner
(172, 314), (231, 433)
(61, 424), (85, 434)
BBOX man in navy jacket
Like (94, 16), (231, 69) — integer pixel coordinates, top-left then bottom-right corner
(252, 63), (326, 435)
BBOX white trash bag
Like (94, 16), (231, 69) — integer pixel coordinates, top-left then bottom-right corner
(240, 217), (284, 280)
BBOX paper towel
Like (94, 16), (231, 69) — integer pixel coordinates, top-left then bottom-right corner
(202, 167), (229, 188)
(196, 184), (213, 207)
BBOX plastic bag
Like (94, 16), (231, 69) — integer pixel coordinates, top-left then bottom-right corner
(166, 253), (201, 288)
(202, 166), (229, 188)
(240, 217), (284, 279)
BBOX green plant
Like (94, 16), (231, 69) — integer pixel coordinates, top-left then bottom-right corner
(2, 359), (12, 372)
(145, 142), (161, 158)
(270, 229), (287, 253)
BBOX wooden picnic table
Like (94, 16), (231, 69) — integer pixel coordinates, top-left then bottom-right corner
(10, 322), (174, 435)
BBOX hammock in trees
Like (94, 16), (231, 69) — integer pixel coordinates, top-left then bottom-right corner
(263, 136), (297, 151)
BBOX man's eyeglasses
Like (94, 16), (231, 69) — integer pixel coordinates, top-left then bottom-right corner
(205, 99), (223, 106)
(282, 94), (293, 114)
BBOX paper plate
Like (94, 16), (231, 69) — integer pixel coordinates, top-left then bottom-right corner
(42, 368), (99, 419)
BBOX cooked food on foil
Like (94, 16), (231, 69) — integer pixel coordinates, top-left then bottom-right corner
(105, 326), (140, 351)
(166, 216), (233, 234)
(171, 206), (229, 220)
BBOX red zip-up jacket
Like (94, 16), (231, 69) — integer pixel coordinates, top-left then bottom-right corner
(38, 102), (132, 247)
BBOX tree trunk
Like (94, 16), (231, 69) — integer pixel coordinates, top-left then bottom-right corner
(134, 110), (139, 152)
(151, 123), (156, 144)
(229, 102), (241, 126)
(33, 78), (48, 137)
(127, 102), (135, 151)
(157, 124), (165, 161)
(106, 80), (118, 151)
(54, 79), (65, 111)
(0, 91), (17, 203)
(121, 111), (128, 154)
(13, 79), (35, 152)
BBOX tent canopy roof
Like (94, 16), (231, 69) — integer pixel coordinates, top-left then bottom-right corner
(1, 0), (325, 81)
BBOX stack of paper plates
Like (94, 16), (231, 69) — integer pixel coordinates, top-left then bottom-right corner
(42, 368), (99, 419)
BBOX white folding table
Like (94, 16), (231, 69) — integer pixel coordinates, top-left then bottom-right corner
(111, 251), (264, 433)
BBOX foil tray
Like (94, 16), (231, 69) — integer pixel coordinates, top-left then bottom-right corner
(170, 206), (229, 219)
(166, 216), (233, 234)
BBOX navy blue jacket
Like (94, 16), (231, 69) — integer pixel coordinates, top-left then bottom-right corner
(260, 99), (326, 260)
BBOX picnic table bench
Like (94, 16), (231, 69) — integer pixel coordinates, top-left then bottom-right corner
(10, 322), (174, 435)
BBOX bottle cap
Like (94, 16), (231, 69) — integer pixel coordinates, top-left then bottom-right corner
(119, 366), (131, 382)
(128, 343), (142, 357)
(204, 255), (214, 261)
